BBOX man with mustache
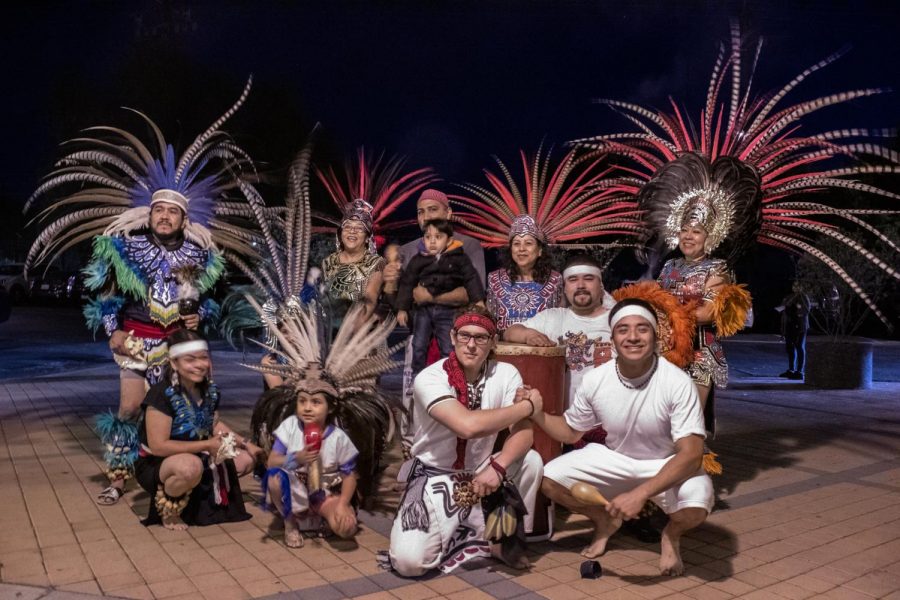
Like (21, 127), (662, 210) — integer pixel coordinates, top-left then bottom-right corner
(87, 192), (224, 506)
(503, 254), (615, 411)
(521, 299), (712, 576)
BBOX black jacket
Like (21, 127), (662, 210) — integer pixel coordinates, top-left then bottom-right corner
(396, 245), (484, 310)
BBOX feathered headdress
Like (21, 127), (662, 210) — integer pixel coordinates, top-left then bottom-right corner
(24, 77), (263, 276)
(219, 126), (320, 347)
(572, 22), (900, 325)
(450, 144), (644, 248)
(315, 148), (440, 238)
(245, 299), (401, 498)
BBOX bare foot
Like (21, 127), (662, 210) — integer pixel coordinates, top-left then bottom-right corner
(284, 519), (303, 548)
(581, 516), (621, 558)
(659, 526), (684, 575)
(162, 514), (188, 531)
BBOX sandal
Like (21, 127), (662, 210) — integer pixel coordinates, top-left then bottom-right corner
(284, 528), (304, 548)
(96, 485), (124, 505)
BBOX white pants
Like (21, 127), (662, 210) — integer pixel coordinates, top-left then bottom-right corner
(543, 444), (713, 514)
(389, 449), (543, 577)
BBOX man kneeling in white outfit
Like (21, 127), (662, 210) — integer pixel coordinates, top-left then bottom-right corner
(522, 298), (712, 576)
(388, 305), (543, 577)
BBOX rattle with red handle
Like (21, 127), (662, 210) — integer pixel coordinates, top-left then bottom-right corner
(304, 423), (323, 492)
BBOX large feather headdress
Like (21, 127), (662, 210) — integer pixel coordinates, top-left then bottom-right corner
(572, 22), (900, 325)
(24, 77), (261, 275)
(245, 298), (400, 498)
(219, 126), (319, 347)
(315, 148), (440, 236)
(246, 299), (402, 398)
(450, 144), (644, 248)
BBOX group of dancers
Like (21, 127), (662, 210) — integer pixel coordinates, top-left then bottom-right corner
(23, 23), (899, 578)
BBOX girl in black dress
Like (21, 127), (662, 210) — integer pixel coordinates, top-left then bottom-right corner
(134, 329), (262, 530)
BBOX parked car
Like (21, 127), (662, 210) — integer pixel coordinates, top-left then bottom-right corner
(29, 268), (88, 305)
(0, 263), (28, 304)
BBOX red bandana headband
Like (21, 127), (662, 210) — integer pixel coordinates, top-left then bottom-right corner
(453, 313), (497, 337)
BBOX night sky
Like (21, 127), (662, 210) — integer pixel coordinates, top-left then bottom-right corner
(2, 1), (899, 329)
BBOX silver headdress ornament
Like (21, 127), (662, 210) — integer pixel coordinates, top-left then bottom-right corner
(663, 186), (736, 253)
(24, 77), (263, 276)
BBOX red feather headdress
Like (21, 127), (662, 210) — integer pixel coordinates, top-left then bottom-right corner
(573, 22), (900, 325)
(315, 148), (439, 236)
(450, 144), (644, 248)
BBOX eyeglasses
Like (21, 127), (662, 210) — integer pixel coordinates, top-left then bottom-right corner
(342, 226), (367, 234)
(455, 331), (493, 345)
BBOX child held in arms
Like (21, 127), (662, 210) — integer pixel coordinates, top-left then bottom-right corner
(263, 388), (359, 547)
(396, 219), (485, 374)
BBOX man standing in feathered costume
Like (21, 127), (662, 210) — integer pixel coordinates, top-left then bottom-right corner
(25, 78), (264, 506)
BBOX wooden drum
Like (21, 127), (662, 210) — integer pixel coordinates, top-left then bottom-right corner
(494, 342), (566, 540)
(494, 342), (566, 462)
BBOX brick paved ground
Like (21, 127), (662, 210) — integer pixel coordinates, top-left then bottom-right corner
(2, 325), (899, 599)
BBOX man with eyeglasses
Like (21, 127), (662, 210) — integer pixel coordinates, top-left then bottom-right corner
(503, 254), (616, 411)
(382, 188), (487, 454)
(386, 306), (543, 577)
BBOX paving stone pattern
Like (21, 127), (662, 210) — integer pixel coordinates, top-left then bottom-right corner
(1, 339), (899, 599)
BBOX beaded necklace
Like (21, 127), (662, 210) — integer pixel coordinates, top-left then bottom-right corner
(615, 356), (658, 390)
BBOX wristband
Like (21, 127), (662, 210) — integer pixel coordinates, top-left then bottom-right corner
(489, 457), (507, 479)
(523, 398), (535, 417)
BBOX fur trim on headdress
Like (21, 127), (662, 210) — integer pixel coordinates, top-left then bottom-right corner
(613, 281), (697, 368)
(711, 283), (752, 338)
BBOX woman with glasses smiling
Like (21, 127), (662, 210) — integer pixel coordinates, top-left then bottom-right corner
(321, 200), (385, 330)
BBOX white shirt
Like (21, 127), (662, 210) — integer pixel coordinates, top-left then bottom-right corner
(273, 416), (359, 475)
(411, 359), (523, 470)
(564, 357), (706, 460)
(519, 301), (614, 407)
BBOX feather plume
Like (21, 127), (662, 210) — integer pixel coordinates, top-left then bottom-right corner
(571, 21), (899, 320)
(316, 148), (439, 234)
(24, 77), (262, 278)
(711, 283), (752, 338)
(451, 145), (642, 248)
(612, 281), (697, 367)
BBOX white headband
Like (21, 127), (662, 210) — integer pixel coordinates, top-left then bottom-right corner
(610, 305), (658, 330)
(150, 189), (189, 212)
(168, 340), (209, 358)
(562, 264), (603, 279)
